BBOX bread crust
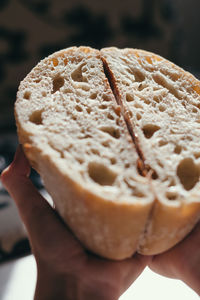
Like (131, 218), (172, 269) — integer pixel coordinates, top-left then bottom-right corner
(20, 132), (153, 260)
(15, 46), (200, 260)
(133, 49), (200, 255)
(138, 198), (200, 254)
(101, 47), (200, 255)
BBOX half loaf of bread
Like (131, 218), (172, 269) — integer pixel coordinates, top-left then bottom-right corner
(15, 46), (200, 260)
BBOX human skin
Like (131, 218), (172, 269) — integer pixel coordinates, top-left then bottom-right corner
(1, 146), (151, 300)
(148, 221), (200, 295)
(1, 146), (200, 298)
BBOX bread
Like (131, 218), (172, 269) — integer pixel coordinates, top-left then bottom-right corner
(15, 46), (200, 260)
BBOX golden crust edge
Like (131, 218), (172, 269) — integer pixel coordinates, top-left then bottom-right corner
(15, 46), (200, 259)
(16, 122), (153, 260)
(100, 47), (200, 255)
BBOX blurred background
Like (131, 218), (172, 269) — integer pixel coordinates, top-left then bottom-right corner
(0, 0), (200, 262)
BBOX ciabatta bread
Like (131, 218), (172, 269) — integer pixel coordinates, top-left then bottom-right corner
(101, 48), (200, 254)
(15, 46), (200, 259)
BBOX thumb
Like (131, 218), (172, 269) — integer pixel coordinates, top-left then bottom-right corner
(1, 146), (81, 254)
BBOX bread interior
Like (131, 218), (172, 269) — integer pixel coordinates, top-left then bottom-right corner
(16, 47), (153, 204)
(101, 48), (200, 204)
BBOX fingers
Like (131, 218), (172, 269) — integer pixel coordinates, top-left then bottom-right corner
(1, 146), (54, 228)
(119, 253), (152, 292)
(1, 144), (31, 179)
(148, 250), (177, 279)
(175, 221), (200, 291)
(1, 146), (82, 256)
(150, 220), (200, 275)
(148, 221), (200, 294)
(89, 252), (151, 297)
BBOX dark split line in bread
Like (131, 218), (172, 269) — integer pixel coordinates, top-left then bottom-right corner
(15, 47), (200, 259)
(102, 56), (156, 178)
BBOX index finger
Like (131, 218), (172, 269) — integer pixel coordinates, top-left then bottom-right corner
(1, 146), (82, 254)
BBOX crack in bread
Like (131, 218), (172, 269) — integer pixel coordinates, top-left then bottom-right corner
(15, 46), (200, 259)
(101, 47), (200, 254)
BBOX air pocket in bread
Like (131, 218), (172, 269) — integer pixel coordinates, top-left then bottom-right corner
(15, 46), (200, 260)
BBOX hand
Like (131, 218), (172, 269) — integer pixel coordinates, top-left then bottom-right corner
(148, 221), (200, 295)
(1, 146), (151, 300)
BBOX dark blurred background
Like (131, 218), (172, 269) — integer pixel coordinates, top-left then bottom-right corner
(0, 0), (200, 260)
(1, 0), (200, 131)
